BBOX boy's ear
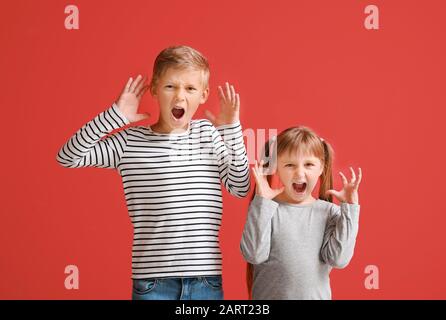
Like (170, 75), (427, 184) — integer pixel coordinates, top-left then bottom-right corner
(200, 87), (210, 104)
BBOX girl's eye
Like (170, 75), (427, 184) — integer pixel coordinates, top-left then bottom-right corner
(187, 87), (196, 91)
(285, 164), (294, 167)
(305, 163), (314, 167)
(165, 85), (173, 89)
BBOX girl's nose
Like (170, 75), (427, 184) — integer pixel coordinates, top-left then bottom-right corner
(294, 168), (305, 179)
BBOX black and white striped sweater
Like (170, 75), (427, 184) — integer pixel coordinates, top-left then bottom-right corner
(57, 103), (250, 279)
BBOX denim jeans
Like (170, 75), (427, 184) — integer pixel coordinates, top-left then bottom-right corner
(132, 276), (224, 300)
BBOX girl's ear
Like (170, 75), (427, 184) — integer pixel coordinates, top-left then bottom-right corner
(151, 87), (157, 99)
(318, 163), (324, 177)
(200, 87), (210, 104)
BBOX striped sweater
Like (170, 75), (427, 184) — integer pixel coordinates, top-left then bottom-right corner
(56, 103), (250, 279)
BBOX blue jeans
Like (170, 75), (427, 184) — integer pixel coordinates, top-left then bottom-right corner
(132, 276), (224, 300)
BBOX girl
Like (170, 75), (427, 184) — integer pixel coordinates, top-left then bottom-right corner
(240, 126), (362, 300)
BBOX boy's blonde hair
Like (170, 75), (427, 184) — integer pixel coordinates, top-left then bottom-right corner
(150, 45), (210, 95)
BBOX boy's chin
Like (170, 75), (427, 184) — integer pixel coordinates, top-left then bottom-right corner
(167, 115), (190, 132)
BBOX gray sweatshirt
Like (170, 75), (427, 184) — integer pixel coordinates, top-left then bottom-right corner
(240, 194), (360, 300)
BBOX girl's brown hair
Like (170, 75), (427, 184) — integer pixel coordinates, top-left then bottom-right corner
(246, 126), (334, 299)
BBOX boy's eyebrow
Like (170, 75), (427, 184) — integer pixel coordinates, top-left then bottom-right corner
(162, 80), (199, 87)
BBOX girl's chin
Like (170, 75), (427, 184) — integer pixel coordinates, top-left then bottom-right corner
(284, 190), (312, 204)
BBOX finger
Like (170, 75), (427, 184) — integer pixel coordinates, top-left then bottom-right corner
(251, 166), (259, 182)
(124, 77), (133, 92)
(136, 85), (149, 99)
(230, 85), (236, 106)
(339, 171), (348, 186)
(350, 167), (356, 184)
(235, 93), (240, 111)
(269, 136), (277, 158)
(255, 160), (262, 176)
(129, 74), (142, 93)
(135, 75), (147, 93)
(204, 110), (217, 123)
(354, 167), (362, 188)
(252, 162), (261, 183)
(258, 159), (266, 175)
(218, 86), (226, 103)
(255, 160), (265, 177)
(225, 82), (231, 103)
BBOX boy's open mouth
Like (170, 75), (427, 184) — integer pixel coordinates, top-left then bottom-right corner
(172, 107), (185, 120)
(292, 182), (307, 194)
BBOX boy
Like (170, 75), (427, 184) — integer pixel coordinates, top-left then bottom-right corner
(56, 45), (250, 300)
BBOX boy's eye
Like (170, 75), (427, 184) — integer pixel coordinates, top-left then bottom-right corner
(285, 164), (294, 167)
(165, 85), (174, 89)
(187, 87), (196, 91)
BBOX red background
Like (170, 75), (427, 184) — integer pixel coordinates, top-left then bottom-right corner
(1, 0), (445, 299)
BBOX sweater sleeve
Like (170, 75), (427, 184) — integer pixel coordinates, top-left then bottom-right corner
(320, 202), (360, 269)
(212, 121), (250, 198)
(240, 195), (278, 264)
(56, 102), (131, 169)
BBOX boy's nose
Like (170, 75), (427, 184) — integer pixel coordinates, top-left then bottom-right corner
(175, 88), (186, 101)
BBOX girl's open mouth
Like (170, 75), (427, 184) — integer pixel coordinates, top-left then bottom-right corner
(292, 182), (307, 194)
(172, 107), (185, 120)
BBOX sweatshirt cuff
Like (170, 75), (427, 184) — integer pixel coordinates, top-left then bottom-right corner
(340, 202), (360, 222)
(253, 194), (279, 211)
(216, 121), (243, 145)
(216, 121), (241, 130)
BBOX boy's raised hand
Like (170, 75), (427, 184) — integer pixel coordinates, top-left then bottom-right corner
(116, 74), (150, 123)
(205, 82), (240, 127)
(326, 167), (362, 204)
(252, 160), (284, 200)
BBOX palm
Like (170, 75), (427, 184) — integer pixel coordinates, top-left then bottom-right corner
(252, 160), (284, 200)
(205, 82), (240, 127)
(327, 167), (362, 204)
(117, 92), (139, 115)
(116, 74), (150, 123)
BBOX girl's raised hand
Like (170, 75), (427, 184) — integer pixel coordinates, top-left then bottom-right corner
(252, 160), (284, 200)
(116, 74), (150, 123)
(326, 167), (362, 204)
(205, 82), (240, 127)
